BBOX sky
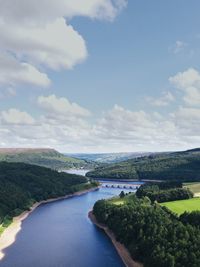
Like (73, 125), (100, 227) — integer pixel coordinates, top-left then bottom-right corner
(0, 0), (200, 153)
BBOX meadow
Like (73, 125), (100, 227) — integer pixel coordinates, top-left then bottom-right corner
(161, 197), (200, 215)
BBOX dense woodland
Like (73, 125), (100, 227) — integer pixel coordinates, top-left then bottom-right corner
(93, 194), (200, 267)
(0, 162), (96, 225)
(87, 148), (200, 182)
(180, 211), (200, 228)
(136, 183), (193, 203)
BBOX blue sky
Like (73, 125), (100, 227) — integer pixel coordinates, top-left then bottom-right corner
(0, 1), (200, 152)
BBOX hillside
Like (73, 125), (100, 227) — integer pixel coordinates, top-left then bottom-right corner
(67, 152), (152, 164)
(0, 162), (96, 227)
(87, 148), (200, 182)
(0, 148), (88, 170)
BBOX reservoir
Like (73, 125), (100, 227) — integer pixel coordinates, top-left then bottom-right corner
(0, 171), (140, 267)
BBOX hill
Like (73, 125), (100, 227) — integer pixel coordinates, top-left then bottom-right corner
(0, 148), (88, 170)
(86, 148), (200, 182)
(0, 162), (97, 228)
(67, 152), (152, 164)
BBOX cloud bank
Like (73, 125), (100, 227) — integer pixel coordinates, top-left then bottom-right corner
(0, 79), (199, 153)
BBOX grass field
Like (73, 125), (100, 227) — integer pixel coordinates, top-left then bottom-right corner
(110, 198), (126, 205)
(109, 193), (134, 205)
(161, 198), (200, 215)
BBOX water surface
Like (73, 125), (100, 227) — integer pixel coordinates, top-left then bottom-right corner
(0, 171), (136, 267)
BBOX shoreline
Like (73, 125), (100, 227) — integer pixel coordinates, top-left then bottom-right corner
(88, 211), (143, 267)
(0, 186), (99, 261)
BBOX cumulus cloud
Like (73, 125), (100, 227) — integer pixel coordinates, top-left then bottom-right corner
(38, 94), (91, 118)
(0, 18), (87, 71)
(0, 0), (127, 24)
(0, 53), (50, 87)
(0, 109), (35, 125)
(146, 91), (175, 107)
(0, 0), (127, 89)
(169, 68), (200, 106)
(169, 68), (200, 89)
(94, 105), (155, 139)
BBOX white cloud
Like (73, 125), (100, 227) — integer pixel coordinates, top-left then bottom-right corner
(38, 95), (91, 118)
(0, 0), (127, 89)
(182, 87), (200, 106)
(169, 68), (200, 89)
(0, 53), (50, 87)
(171, 107), (200, 142)
(94, 105), (166, 142)
(146, 91), (175, 107)
(0, 18), (87, 71)
(1, 109), (35, 125)
(169, 68), (200, 106)
(172, 106), (200, 127)
(92, 105), (200, 151)
(0, 0), (127, 24)
(0, 101), (199, 152)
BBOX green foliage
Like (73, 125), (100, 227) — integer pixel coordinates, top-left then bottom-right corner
(0, 216), (13, 234)
(180, 211), (200, 228)
(87, 148), (200, 182)
(119, 191), (125, 198)
(93, 197), (200, 267)
(0, 162), (88, 225)
(136, 183), (193, 203)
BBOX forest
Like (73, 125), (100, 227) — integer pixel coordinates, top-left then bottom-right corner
(136, 182), (193, 203)
(0, 162), (96, 226)
(93, 194), (200, 267)
(87, 148), (200, 182)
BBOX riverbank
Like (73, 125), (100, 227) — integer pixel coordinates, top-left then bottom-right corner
(88, 211), (143, 267)
(0, 186), (99, 261)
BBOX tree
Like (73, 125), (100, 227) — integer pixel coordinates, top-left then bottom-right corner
(119, 191), (125, 198)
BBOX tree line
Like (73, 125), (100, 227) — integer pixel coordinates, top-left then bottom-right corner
(136, 182), (193, 203)
(87, 149), (200, 182)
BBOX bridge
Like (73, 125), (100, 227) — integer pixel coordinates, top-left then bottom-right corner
(101, 182), (141, 190)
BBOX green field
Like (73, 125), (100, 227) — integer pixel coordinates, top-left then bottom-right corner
(161, 198), (200, 215)
(110, 198), (126, 205)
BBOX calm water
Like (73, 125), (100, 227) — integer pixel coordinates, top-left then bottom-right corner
(0, 170), (138, 267)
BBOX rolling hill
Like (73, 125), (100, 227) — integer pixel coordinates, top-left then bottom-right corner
(86, 148), (200, 182)
(67, 152), (152, 163)
(0, 148), (88, 170)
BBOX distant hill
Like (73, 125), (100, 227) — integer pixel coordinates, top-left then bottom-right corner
(67, 152), (152, 164)
(0, 148), (88, 170)
(86, 148), (200, 182)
